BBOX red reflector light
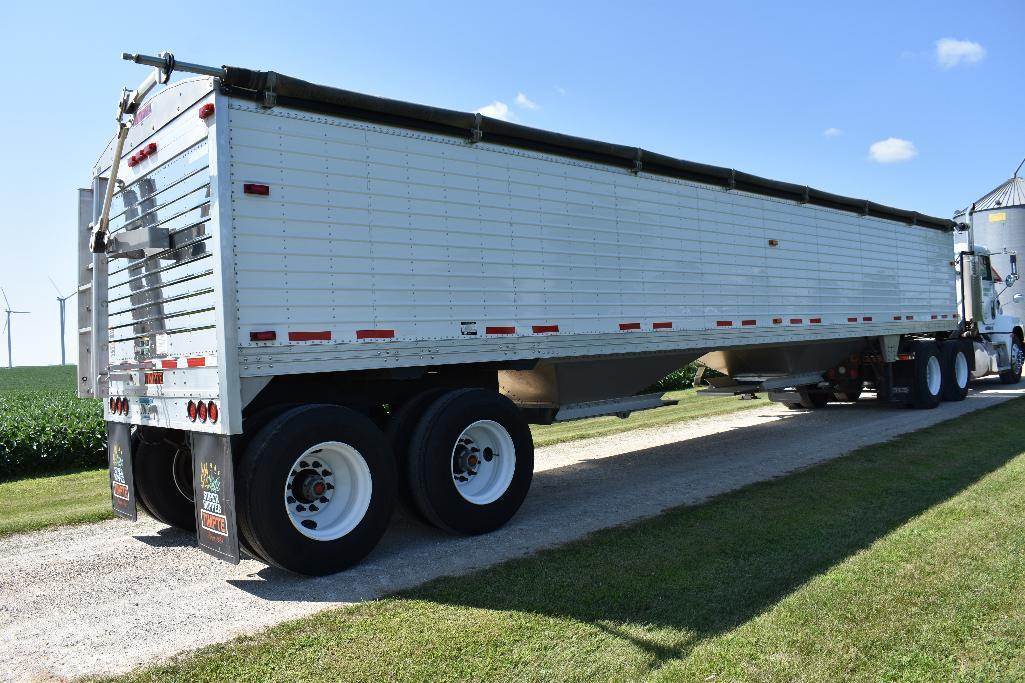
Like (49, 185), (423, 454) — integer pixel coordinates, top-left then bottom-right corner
(243, 183), (270, 196)
(198, 102), (215, 120)
(126, 157), (137, 168)
(146, 142), (157, 154)
(197, 401), (208, 423)
(187, 400), (198, 422)
(250, 331), (277, 341)
(207, 401), (219, 424)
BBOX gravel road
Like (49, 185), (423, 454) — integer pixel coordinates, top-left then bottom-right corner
(1, 384), (1022, 682)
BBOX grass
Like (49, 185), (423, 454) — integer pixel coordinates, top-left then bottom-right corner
(0, 468), (113, 537)
(0, 386), (758, 539)
(113, 398), (1025, 682)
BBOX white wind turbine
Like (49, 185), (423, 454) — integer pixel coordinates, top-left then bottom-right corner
(49, 278), (77, 366)
(2, 288), (30, 369)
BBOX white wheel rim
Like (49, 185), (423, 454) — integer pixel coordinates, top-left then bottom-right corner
(451, 420), (516, 505)
(284, 441), (372, 541)
(926, 355), (942, 396)
(954, 351), (969, 389)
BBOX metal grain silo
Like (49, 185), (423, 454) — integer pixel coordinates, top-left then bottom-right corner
(971, 159), (1025, 321)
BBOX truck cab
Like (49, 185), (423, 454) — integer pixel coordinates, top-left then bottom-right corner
(954, 242), (1025, 379)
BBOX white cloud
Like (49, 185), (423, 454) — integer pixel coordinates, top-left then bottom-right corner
(475, 101), (511, 121)
(556, 86), (567, 96)
(935, 38), (986, 68)
(823, 127), (842, 137)
(515, 92), (539, 110)
(868, 137), (918, 163)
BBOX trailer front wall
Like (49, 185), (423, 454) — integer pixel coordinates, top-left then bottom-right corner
(226, 101), (955, 377)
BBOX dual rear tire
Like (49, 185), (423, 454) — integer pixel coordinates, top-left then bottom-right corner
(236, 389), (532, 575)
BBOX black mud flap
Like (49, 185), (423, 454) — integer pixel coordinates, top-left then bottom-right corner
(106, 422), (137, 521)
(191, 433), (240, 565)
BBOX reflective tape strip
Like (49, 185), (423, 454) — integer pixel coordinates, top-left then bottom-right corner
(160, 359), (178, 369)
(186, 357), (206, 368)
(741, 320), (756, 326)
(531, 325), (559, 333)
(810, 318), (822, 324)
(652, 322), (673, 329)
(355, 329), (394, 340)
(620, 322), (642, 330)
(790, 318), (803, 324)
(485, 326), (516, 335)
(288, 331), (332, 342)
(715, 321), (732, 327)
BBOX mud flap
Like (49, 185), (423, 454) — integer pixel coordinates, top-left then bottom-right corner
(191, 433), (240, 565)
(106, 422), (136, 521)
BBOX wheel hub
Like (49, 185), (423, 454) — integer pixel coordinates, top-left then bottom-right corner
(450, 420), (516, 505)
(284, 444), (371, 540)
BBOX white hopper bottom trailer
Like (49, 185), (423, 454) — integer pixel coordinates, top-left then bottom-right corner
(78, 52), (1025, 574)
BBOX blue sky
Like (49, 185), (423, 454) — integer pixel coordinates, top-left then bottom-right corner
(0, 0), (1021, 367)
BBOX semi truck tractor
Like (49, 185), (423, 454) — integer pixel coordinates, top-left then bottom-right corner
(77, 52), (1024, 575)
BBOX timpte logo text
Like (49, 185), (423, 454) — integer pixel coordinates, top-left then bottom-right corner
(200, 461), (228, 538)
(110, 444), (130, 503)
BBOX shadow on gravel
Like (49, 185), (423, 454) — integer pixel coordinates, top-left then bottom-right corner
(398, 398), (1025, 669)
(133, 526), (195, 548)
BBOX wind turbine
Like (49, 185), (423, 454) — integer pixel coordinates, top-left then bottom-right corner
(1, 289), (29, 369)
(49, 278), (77, 366)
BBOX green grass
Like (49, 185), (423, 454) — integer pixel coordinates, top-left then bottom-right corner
(532, 388), (766, 446)
(114, 398), (1025, 683)
(0, 468), (113, 537)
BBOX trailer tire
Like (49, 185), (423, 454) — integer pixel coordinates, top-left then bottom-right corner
(940, 340), (971, 401)
(407, 389), (533, 535)
(833, 379), (863, 403)
(236, 404), (396, 575)
(910, 341), (943, 409)
(133, 432), (196, 532)
(387, 388), (449, 515)
(999, 336), (1024, 385)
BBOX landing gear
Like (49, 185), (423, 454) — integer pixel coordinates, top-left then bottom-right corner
(406, 389), (534, 534)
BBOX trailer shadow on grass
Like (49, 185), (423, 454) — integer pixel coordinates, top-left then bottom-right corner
(383, 398), (1025, 669)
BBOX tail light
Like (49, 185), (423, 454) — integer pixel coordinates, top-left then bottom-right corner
(198, 102), (215, 120)
(109, 397), (117, 412)
(197, 401), (208, 423)
(207, 401), (219, 424)
(187, 400), (198, 422)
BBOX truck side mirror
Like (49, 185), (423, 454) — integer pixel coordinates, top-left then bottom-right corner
(1011, 253), (1019, 277)
(1005, 274), (1018, 288)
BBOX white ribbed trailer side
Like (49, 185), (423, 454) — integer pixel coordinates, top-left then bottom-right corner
(80, 54), (1024, 575)
(226, 99), (955, 379)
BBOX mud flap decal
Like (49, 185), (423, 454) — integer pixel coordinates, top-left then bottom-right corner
(106, 422), (137, 521)
(191, 433), (240, 564)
